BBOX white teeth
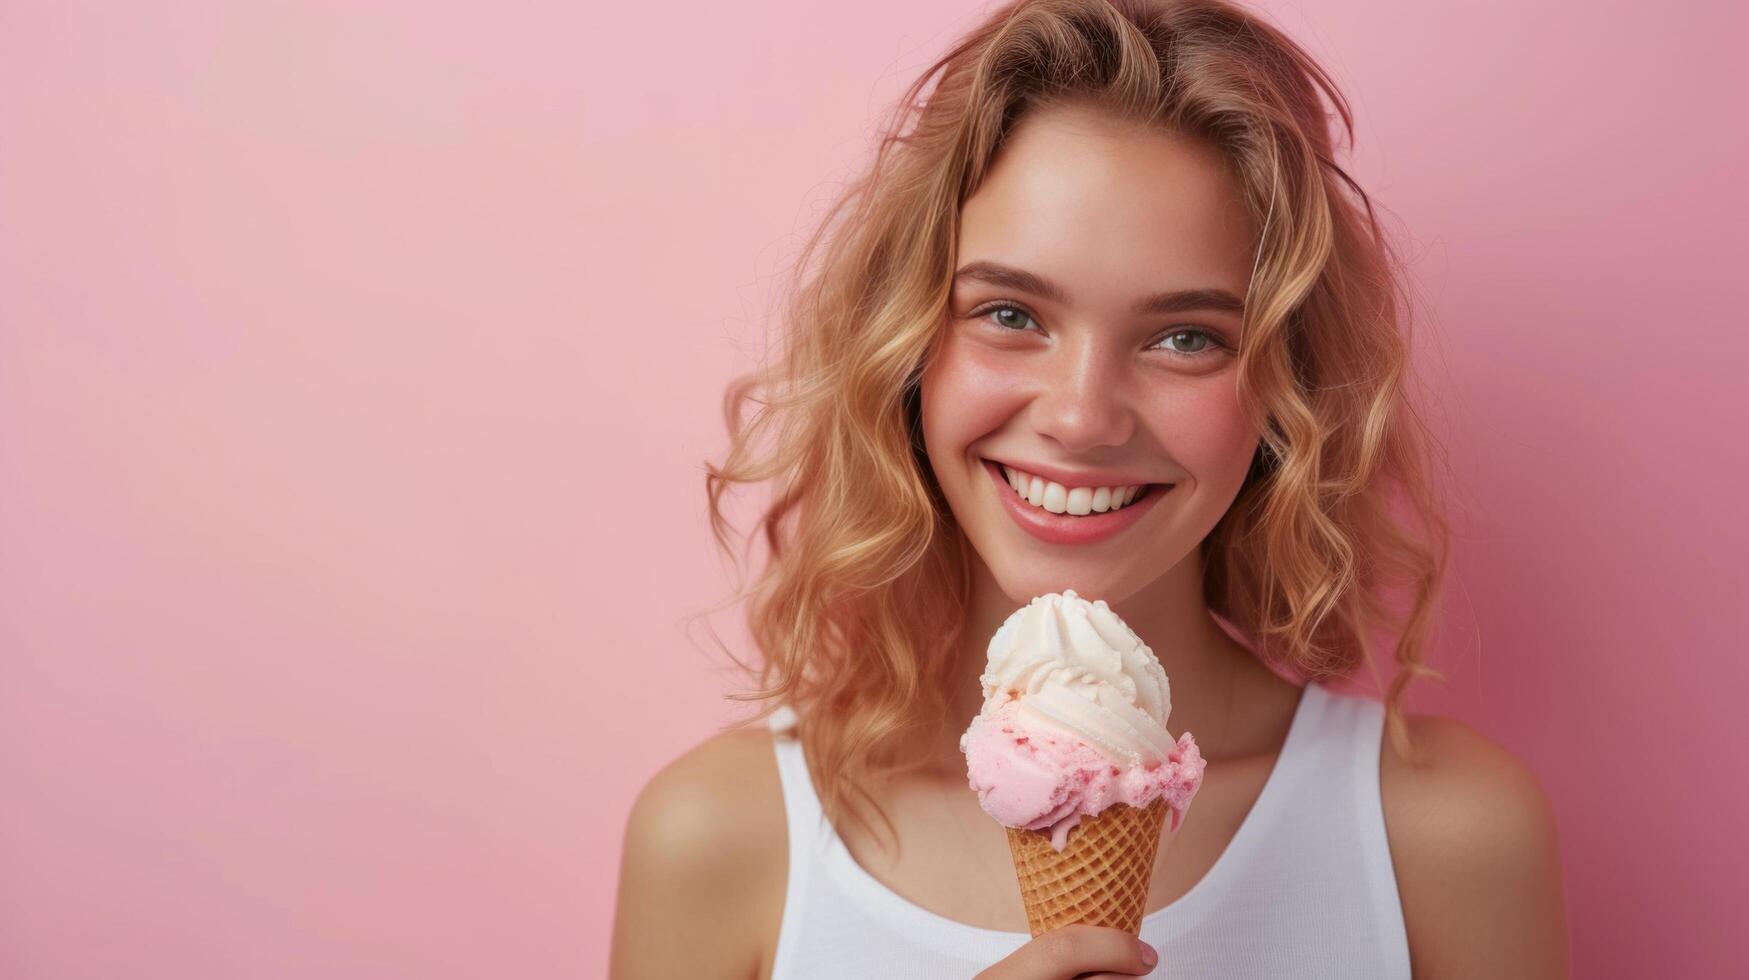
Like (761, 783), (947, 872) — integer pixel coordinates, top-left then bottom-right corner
(998, 464), (1149, 516)
(1042, 482), (1067, 512)
(1066, 487), (1092, 515)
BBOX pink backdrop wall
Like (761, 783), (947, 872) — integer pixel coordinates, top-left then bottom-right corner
(2, 1), (1743, 976)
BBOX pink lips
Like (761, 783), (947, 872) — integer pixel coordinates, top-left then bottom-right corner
(983, 458), (1169, 546)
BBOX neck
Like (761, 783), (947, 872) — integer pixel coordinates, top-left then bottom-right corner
(931, 545), (1250, 775)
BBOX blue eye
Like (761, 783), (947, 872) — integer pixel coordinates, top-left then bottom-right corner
(971, 302), (1038, 333)
(965, 301), (1231, 360)
(1152, 329), (1225, 356)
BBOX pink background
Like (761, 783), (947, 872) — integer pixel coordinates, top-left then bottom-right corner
(1, 1), (1743, 976)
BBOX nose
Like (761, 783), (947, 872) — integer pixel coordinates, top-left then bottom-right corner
(1029, 337), (1136, 454)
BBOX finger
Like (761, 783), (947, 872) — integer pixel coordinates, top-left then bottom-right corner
(1028, 925), (1155, 978)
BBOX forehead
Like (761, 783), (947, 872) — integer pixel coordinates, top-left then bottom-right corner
(956, 106), (1257, 302)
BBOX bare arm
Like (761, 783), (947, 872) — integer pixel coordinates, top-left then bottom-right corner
(609, 731), (777, 980)
(1387, 716), (1572, 980)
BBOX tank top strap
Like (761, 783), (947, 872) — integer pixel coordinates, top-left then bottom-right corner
(1275, 682), (1389, 814)
(1216, 682), (1372, 863)
(1338, 688), (1410, 968)
(1261, 683), (1410, 974)
(765, 703), (829, 980)
(1266, 681), (1372, 790)
(1284, 682), (1387, 801)
(766, 704), (829, 854)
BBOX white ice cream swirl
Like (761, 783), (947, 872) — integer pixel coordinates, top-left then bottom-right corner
(978, 589), (1177, 767)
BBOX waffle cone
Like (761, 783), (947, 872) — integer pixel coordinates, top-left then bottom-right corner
(1004, 797), (1168, 937)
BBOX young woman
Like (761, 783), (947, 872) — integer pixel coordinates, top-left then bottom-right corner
(612, 1), (1569, 976)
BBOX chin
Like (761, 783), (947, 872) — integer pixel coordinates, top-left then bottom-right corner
(985, 560), (1132, 607)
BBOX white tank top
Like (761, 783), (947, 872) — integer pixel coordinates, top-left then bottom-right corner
(763, 680), (1412, 979)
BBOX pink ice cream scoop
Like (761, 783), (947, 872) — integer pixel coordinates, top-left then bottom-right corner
(958, 590), (1207, 852)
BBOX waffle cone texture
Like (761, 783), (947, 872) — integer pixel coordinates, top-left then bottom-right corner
(1004, 797), (1168, 937)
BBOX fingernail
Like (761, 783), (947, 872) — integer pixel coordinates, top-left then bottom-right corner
(1139, 941), (1158, 967)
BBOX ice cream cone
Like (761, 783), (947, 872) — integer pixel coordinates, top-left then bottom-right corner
(1004, 796), (1169, 937)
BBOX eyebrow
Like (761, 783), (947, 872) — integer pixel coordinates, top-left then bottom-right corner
(952, 260), (1246, 317)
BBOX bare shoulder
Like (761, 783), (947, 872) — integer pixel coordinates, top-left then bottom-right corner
(1380, 712), (1572, 979)
(609, 722), (787, 980)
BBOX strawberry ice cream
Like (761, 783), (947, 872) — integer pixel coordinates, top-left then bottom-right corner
(958, 590), (1206, 852)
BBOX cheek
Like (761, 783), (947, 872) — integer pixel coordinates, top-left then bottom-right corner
(920, 332), (1028, 461)
(1140, 378), (1259, 487)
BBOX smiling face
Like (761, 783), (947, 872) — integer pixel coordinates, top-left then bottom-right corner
(919, 101), (1264, 607)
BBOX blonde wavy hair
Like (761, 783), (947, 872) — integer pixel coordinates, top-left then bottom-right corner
(693, 0), (1453, 848)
